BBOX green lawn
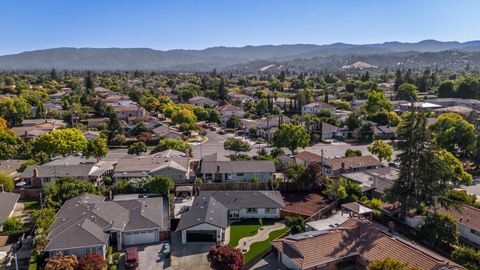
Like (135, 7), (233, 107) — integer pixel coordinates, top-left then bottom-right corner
(22, 200), (40, 213)
(227, 219), (274, 248)
(244, 227), (289, 263)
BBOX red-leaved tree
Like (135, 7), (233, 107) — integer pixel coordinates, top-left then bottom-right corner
(77, 253), (106, 270)
(207, 244), (244, 270)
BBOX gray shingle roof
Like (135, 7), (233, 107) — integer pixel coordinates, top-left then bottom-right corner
(200, 160), (275, 174)
(22, 164), (99, 179)
(176, 190), (284, 231)
(45, 193), (167, 251)
(113, 156), (190, 177)
(0, 192), (20, 224)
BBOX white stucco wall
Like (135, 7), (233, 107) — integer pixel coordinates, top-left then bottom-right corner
(49, 245), (106, 259)
(238, 208), (280, 219)
(459, 223), (480, 246)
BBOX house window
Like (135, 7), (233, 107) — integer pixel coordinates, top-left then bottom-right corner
(236, 173), (244, 176)
(246, 208), (257, 214)
(265, 208), (276, 214)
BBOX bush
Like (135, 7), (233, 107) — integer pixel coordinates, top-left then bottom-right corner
(0, 173), (14, 192)
(420, 213), (458, 252)
(2, 217), (23, 233)
(285, 216), (305, 234)
(78, 253), (106, 270)
(207, 244), (243, 270)
(451, 245), (480, 270)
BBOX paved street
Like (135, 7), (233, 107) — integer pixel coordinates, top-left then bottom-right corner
(192, 130), (398, 161)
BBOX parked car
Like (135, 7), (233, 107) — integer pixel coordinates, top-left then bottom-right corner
(217, 130), (226, 135)
(125, 247), (139, 269)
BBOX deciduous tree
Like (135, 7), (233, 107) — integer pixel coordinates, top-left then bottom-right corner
(368, 140), (393, 162)
(83, 137), (108, 162)
(273, 124), (310, 154)
(77, 253), (105, 270)
(207, 244), (243, 270)
(224, 138), (251, 156)
(128, 141), (148, 156)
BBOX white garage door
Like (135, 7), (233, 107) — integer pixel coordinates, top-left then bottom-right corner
(123, 230), (157, 246)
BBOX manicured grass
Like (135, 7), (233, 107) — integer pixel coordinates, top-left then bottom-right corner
(244, 227), (289, 263)
(227, 219), (274, 248)
(22, 200), (40, 213)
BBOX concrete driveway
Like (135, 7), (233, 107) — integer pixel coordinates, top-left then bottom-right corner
(119, 243), (166, 270)
(170, 232), (212, 270)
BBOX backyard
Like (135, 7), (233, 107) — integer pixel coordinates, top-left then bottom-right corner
(227, 219), (289, 264)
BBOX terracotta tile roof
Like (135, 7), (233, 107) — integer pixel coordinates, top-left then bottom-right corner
(439, 205), (480, 233)
(273, 218), (464, 270)
(323, 155), (381, 171)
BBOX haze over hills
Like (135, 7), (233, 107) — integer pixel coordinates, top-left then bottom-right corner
(2, 40), (480, 71)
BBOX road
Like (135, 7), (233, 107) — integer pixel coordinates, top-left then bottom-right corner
(192, 130), (398, 161)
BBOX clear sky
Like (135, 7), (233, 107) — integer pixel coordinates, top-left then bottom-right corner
(1, 0), (479, 55)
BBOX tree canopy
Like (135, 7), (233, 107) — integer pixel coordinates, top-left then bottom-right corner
(224, 137), (251, 156)
(368, 140), (393, 162)
(430, 113), (477, 157)
(273, 123), (310, 154)
(33, 128), (87, 158)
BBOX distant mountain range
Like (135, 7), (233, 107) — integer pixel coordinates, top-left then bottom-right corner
(2, 40), (480, 71)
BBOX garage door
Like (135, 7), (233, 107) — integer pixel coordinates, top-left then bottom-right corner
(186, 230), (216, 242)
(124, 230), (157, 246)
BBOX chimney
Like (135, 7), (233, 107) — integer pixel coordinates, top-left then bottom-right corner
(33, 168), (39, 178)
(388, 221), (395, 233)
(341, 162), (346, 170)
(216, 165), (220, 173)
(0, 184), (4, 193)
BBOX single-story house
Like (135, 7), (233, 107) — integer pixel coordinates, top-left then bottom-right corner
(342, 167), (399, 197)
(295, 151), (323, 166)
(199, 159), (275, 182)
(113, 155), (192, 183)
(322, 156), (383, 176)
(188, 96), (218, 107)
(44, 193), (169, 259)
(21, 163), (113, 188)
(321, 122), (346, 140)
(218, 104), (245, 123)
(440, 205), (480, 248)
(273, 218), (463, 270)
(373, 125), (397, 139)
(0, 191), (20, 231)
(301, 102), (336, 115)
(0, 159), (25, 180)
(176, 190), (284, 244)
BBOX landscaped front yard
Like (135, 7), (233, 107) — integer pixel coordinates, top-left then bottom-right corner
(227, 219), (289, 264)
(244, 227), (289, 263)
(227, 219), (274, 248)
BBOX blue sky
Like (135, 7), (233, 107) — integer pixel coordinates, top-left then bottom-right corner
(1, 0), (479, 55)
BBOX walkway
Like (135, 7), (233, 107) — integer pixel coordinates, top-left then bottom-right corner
(235, 222), (286, 253)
